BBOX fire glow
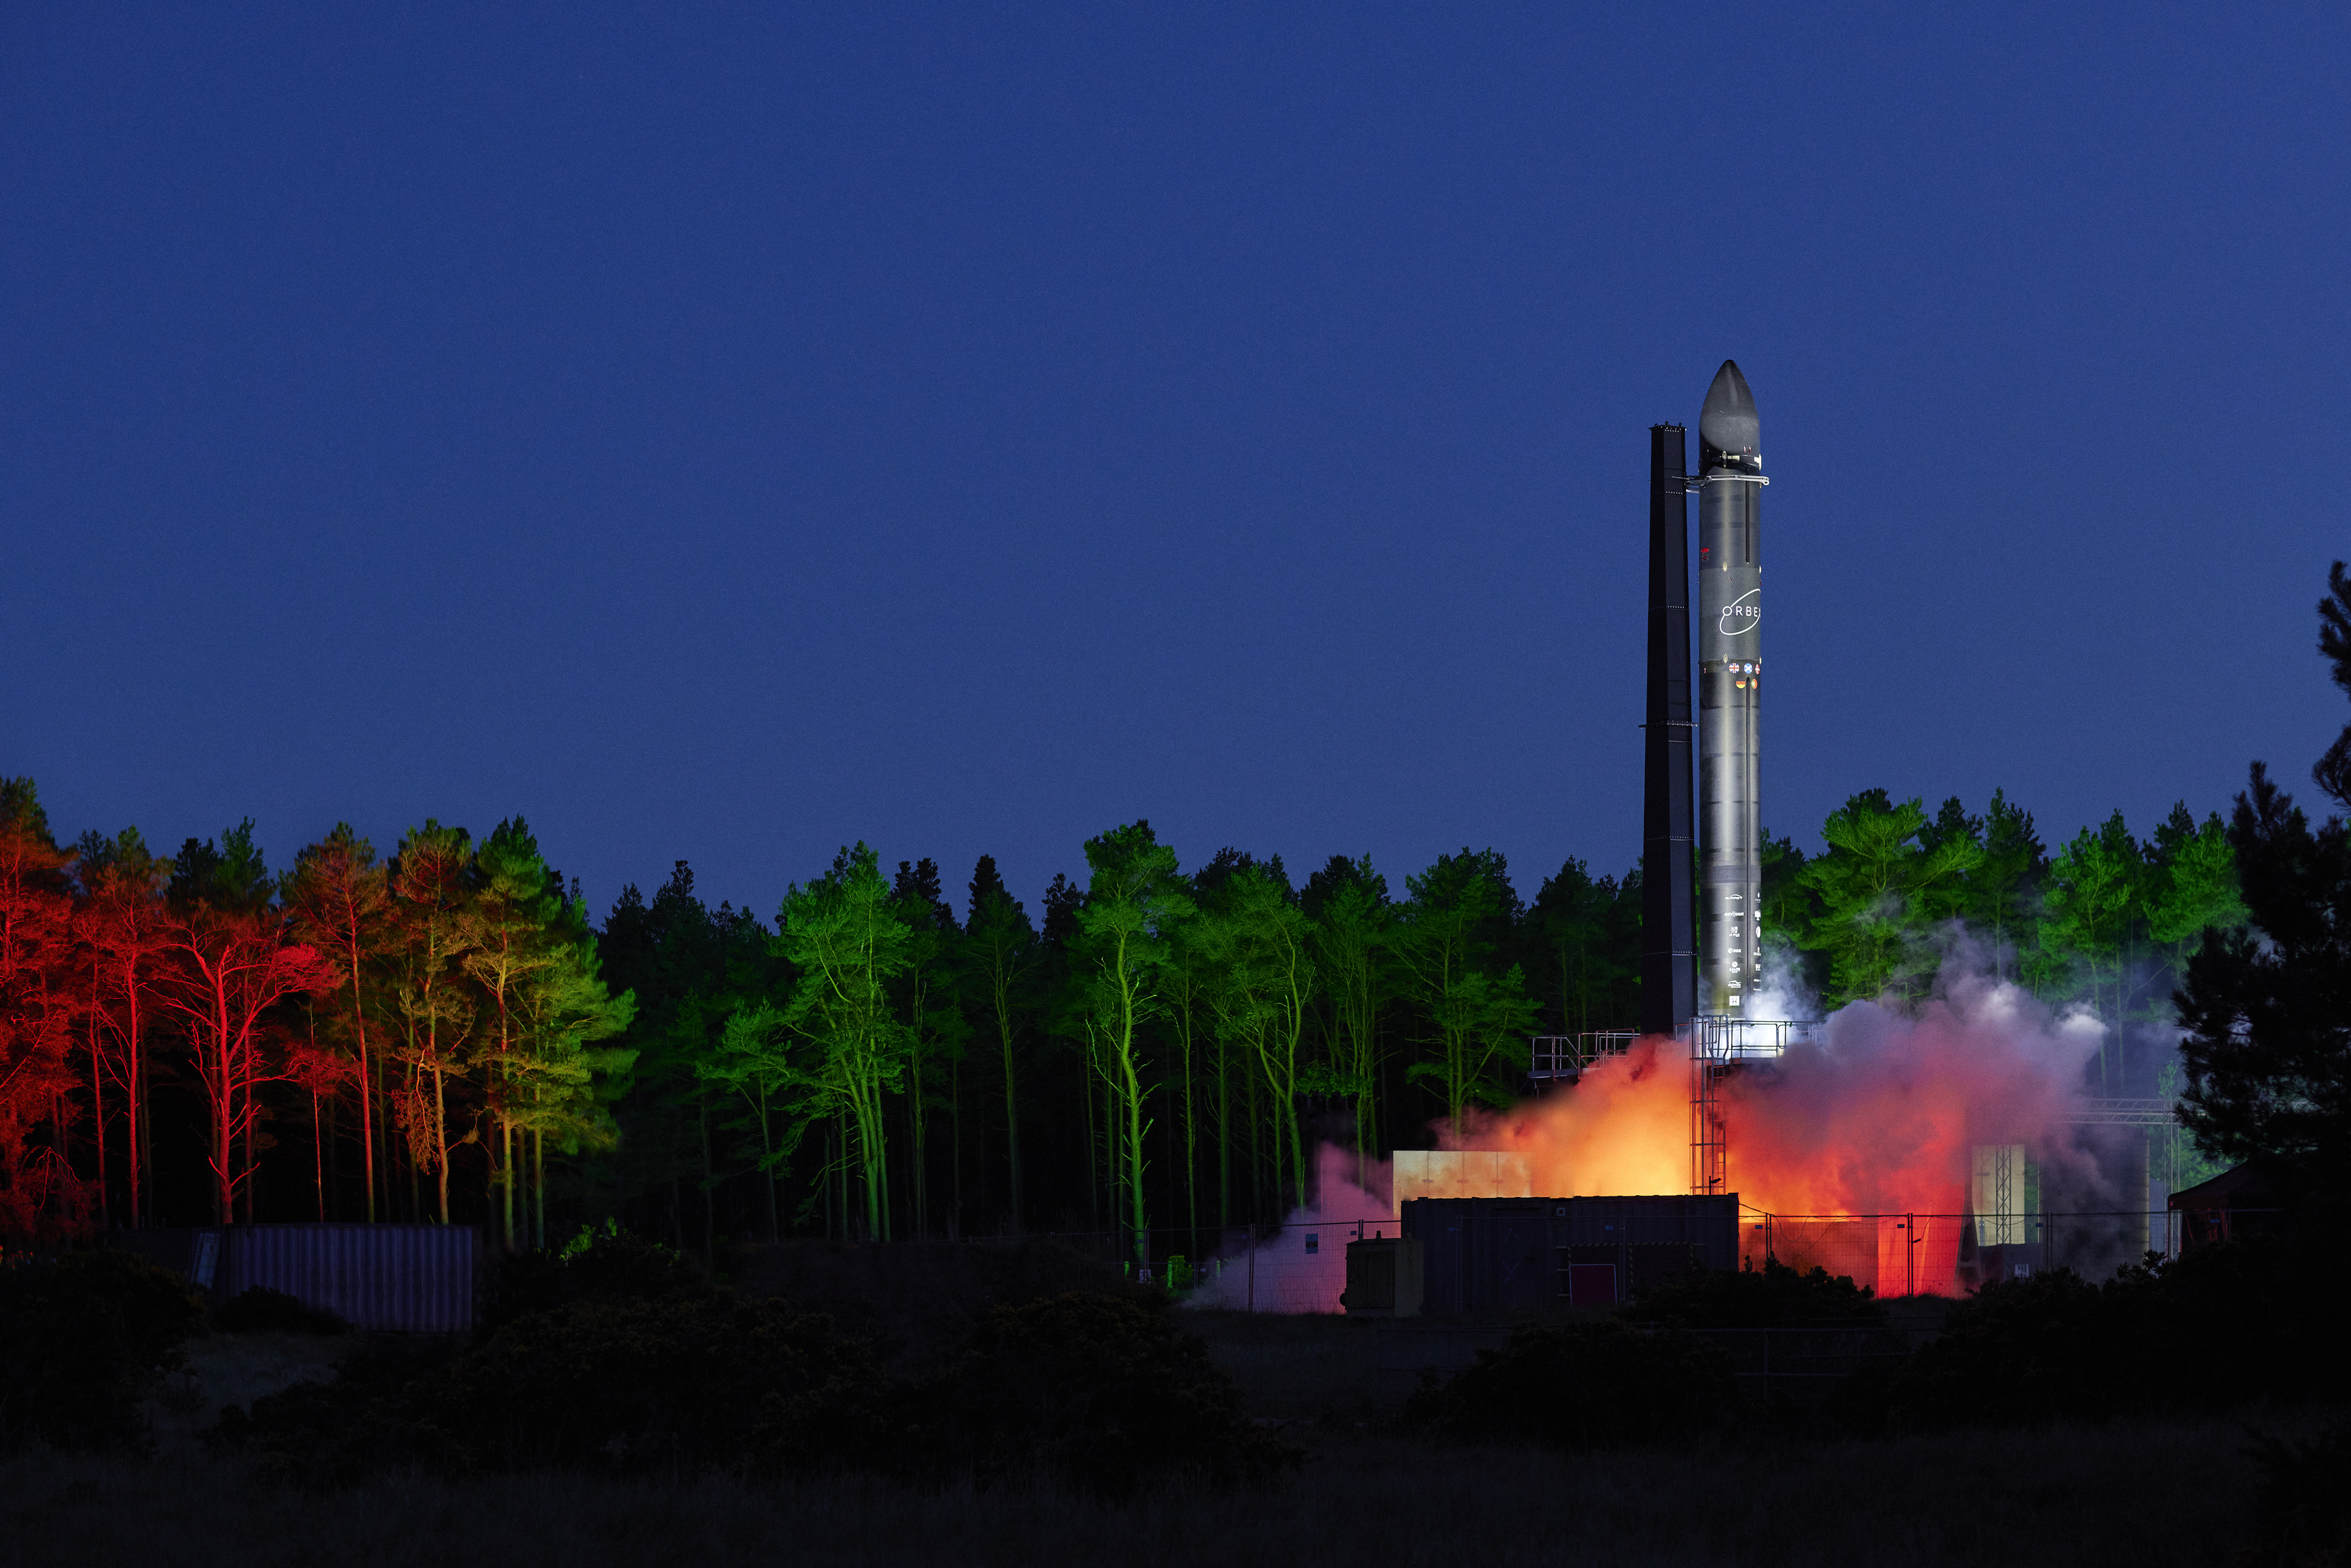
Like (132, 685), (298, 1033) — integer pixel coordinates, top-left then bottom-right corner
(1204, 967), (2113, 1309)
(1442, 968), (2107, 1294)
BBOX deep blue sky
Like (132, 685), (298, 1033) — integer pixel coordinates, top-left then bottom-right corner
(4, 5), (2342, 918)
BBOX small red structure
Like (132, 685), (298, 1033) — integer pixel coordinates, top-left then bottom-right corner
(2168, 1160), (2288, 1251)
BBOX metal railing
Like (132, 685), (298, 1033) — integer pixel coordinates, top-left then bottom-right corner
(2067, 1098), (2176, 1127)
(1694, 1014), (1826, 1060)
(1689, 1015), (1823, 1194)
(1529, 1032), (1638, 1082)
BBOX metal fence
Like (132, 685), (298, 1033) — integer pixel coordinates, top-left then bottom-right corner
(110, 1224), (477, 1331)
(1005, 1202), (2217, 1316)
(1742, 1210), (2190, 1298)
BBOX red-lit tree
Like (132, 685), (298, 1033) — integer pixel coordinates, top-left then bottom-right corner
(0, 779), (83, 1242)
(386, 823), (478, 1226)
(284, 825), (393, 1222)
(153, 900), (335, 1226)
(76, 828), (172, 1228)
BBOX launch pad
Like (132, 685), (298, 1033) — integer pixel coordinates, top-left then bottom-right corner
(1528, 1014), (1824, 1196)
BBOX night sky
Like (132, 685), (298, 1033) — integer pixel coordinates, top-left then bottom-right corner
(4, 5), (2342, 917)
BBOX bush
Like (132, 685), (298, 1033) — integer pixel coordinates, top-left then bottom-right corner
(0, 1250), (206, 1452)
(480, 1226), (711, 1332)
(221, 1294), (888, 1486)
(220, 1283), (1294, 1499)
(2239, 1421), (2351, 1567)
(1879, 1234), (2349, 1429)
(1620, 1258), (1881, 1328)
(213, 1286), (348, 1336)
(903, 1292), (1300, 1498)
(1405, 1320), (1735, 1450)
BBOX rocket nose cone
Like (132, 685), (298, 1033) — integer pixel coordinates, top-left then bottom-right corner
(1699, 360), (1760, 459)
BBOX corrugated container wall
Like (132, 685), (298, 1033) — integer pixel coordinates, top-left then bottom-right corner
(1402, 1196), (1739, 1314)
(110, 1225), (476, 1332)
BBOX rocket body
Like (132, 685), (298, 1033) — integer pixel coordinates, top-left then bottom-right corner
(1697, 362), (1764, 1015)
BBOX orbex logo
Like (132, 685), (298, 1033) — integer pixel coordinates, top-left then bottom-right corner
(1719, 589), (1760, 635)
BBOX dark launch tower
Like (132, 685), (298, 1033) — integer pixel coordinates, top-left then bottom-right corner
(1640, 423), (1697, 1037)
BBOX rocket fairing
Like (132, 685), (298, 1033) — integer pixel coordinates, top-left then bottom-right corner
(1697, 360), (1765, 1016)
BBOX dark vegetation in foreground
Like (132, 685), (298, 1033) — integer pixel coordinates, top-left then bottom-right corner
(9, 1222), (2351, 1563)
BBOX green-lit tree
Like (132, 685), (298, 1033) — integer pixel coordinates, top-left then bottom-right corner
(1526, 856), (1634, 1036)
(892, 857), (962, 1238)
(1071, 823), (1190, 1264)
(1396, 849), (1533, 1139)
(1196, 860), (1312, 1214)
(1795, 792), (1980, 1005)
(507, 891), (635, 1249)
(1303, 855), (1392, 1186)
(2038, 812), (2145, 1094)
(962, 856), (1034, 1232)
(1969, 790), (2047, 971)
(772, 843), (914, 1240)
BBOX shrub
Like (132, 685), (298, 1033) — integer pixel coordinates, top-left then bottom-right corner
(223, 1264), (1295, 1498)
(220, 1295), (887, 1486)
(213, 1286), (348, 1336)
(903, 1292), (1300, 1498)
(1879, 1234), (2350, 1429)
(0, 1250), (206, 1452)
(2238, 1421), (2351, 1567)
(1620, 1258), (1881, 1328)
(480, 1226), (711, 1332)
(1405, 1320), (1735, 1450)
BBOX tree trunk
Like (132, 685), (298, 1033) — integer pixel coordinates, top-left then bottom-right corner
(432, 1060), (449, 1224)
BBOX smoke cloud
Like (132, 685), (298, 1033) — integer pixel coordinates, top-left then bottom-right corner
(1451, 952), (2104, 1218)
(1192, 950), (2148, 1307)
(1186, 1143), (1395, 1315)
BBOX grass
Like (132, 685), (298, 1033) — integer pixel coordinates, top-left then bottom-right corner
(1, 1413), (2305, 1567)
(0, 1297), (2314, 1566)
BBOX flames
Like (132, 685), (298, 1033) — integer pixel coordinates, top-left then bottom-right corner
(1202, 969), (2111, 1308)
(1434, 971), (2107, 1293)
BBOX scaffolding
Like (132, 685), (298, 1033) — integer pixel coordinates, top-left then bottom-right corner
(1528, 1032), (1638, 1085)
(1690, 1015), (1824, 1196)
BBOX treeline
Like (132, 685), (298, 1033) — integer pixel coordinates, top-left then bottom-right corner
(0, 780), (1642, 1253)
(0, 784), (630, 1247)
(0, 770), (2248, 1259)
(565, 835), (1640, 1263)
(1761, 790), (2245, 1096)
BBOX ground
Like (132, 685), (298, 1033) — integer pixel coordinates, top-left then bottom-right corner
(0, 1257), (2317, 1567)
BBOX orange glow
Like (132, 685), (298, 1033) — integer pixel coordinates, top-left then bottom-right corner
(1440, 977), (2102, 1296)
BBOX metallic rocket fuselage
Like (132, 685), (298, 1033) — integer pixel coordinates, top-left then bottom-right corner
(1697, 363), (1764, 1015)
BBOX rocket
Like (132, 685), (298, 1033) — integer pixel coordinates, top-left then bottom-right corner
(1697, 360), (1766, 1015)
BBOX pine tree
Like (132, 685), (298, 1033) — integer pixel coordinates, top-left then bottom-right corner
(963, 855), (1034, 1232)
(284, 825), (393, 1222)
(384, 823), (478, 1224)
(772, 843), (914, 1239)
(1396, 849), (1533, 1140)
(1072, 823), (1191, 1263)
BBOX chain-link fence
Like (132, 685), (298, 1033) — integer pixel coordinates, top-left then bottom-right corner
(1745, 1209), (2185, 1298)
(975, 1206), (2208, 1313)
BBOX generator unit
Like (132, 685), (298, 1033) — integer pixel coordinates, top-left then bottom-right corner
(1400, 1194), (1740, 1313)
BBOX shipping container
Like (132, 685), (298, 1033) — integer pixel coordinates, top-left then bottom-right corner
(1342, 1237), (1424, 1317)
(1401, 1195), (1739, 1314)
(109, 1224), (477, 1332)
